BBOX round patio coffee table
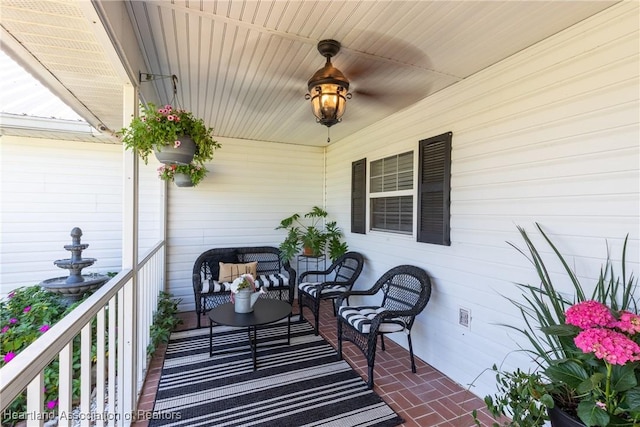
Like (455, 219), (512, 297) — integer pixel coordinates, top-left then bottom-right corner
(208, 298), (292, 370)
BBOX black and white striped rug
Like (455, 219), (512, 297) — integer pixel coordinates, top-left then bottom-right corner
(149, 316), (404, 427)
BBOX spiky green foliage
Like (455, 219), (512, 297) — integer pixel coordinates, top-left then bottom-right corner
(477, 224), (639, 427)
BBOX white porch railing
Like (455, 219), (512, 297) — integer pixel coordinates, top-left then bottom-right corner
(0, 241), (165, 427)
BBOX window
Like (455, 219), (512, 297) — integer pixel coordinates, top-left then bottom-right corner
(350, 132), (452, 244)
(369, 151), (414, 234)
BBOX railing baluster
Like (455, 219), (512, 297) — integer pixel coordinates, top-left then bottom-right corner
(96, 307), (106, 427)
(26, 371), (44, 427)
(58, 342), (73, 427)
(117, 287), (125, 423)
(123, 278), (136, 420)
(80, 323), (92, 427)
(108, 297), (117, 427)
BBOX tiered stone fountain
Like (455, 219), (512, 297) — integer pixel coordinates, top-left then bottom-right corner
(40, 227), (109, 304)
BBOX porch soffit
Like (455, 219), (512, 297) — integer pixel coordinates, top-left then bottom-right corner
(0, 0), (619, 147)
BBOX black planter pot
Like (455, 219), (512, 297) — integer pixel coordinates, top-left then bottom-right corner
(548, 406), (585, 427)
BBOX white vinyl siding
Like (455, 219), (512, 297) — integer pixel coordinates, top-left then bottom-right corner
(0, 137), (123, 293)
(326, 2), (639, 400)
(0, 136), (164, 295)
(165, 136), (325, 310)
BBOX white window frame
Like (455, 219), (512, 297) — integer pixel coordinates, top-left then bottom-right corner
(368, 151), (415, 235)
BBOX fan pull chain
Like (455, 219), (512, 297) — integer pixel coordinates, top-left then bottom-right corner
(327, 127), (331, 143)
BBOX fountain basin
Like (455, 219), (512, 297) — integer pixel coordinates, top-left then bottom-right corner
(40, 274), (109, 304)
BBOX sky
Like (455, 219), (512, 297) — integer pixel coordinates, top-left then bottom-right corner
(0, 49), (86, 122)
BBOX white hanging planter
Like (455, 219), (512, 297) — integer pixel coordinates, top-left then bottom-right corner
(154, 135), (197, 165)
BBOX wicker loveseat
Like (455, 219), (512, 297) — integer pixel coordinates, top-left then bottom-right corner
(192, 246), (296, 327)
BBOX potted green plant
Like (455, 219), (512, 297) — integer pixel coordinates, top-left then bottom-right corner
(157, 162), (207, 187)
(275, 206), (348, 262)
(474, 224), (639, 427)
(118, 103), (221, 166)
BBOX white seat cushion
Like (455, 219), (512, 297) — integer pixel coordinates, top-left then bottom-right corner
(202, 279), (232, 293)
(202, 273), (288, 294)
(254, 273), (289, 288)
(338, 305), (406, 334)
(298, 282), (347, 298)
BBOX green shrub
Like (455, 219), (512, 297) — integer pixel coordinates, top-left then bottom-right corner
(0, 286), (94, 425)
(147, 291), (182, 356)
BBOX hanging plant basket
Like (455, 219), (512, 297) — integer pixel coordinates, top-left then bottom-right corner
(174, 172), (194, 187)
(154, 135), (197, 165)
(157, 163), (206, 187)
(118, 103), (221, 165)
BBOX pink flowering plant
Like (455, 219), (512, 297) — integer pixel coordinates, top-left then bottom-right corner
(544, 301), (640, 426)
(157, 162), (207, 186)
(0, 286), (95, 426)
(118, 102), (221, 166)
(476, 224), (639, 427)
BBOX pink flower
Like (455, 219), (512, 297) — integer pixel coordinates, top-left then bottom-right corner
(174, 140), (181, 148)
(1, 326), (9, 333)
(8, 291), (15, 298)
(46, 400), (58, 410)
(615, 311), (640, 335)
(158, 108), (167, 114)
(4, 352), (16, 363)
(574, 328), (640, 365)
(39, 324), (50, 333)
(565, 301), (616, 329)
(9, 318), (17, 324)
(23, 306), (31, 313)
(167, 115), (175, 121)
(141, 117), (146, 122)
(164, 104), (173, 110)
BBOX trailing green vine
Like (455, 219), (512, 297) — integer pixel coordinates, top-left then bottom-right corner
(147, 292), (182, 356)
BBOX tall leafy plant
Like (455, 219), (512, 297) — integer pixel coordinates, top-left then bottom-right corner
(475, 224), (639, 427)
(276, 206), (348, 262)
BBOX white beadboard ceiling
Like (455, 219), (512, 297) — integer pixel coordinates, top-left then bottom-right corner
(0, 0), (619, 146)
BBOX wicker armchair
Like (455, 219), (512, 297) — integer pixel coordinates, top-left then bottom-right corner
(337, 265), (432, 388)
(192, 246), (296, 328)
(298, 252), (365, 335)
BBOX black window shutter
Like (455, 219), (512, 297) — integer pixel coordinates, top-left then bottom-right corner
(351, 158), (366, 234)
(418, 132), (452, 245)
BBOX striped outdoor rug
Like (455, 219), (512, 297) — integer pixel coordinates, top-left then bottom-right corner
(149, 316), (404, 427)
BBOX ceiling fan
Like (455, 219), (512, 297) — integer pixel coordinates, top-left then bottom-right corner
(304, 37), (432, 141)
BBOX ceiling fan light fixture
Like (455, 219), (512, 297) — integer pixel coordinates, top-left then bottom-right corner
(307, 83), (349, 127)
(306, 40), (352, 128)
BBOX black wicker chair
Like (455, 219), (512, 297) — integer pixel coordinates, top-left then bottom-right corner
(192, 246), (296, 328)
(337, 265), (432, 388)
(298, 252), (365, 335)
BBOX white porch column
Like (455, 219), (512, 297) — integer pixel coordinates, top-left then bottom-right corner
(121, 83), (138, 421)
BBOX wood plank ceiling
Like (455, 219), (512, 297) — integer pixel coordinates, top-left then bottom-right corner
(1, 1), (618, 146)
